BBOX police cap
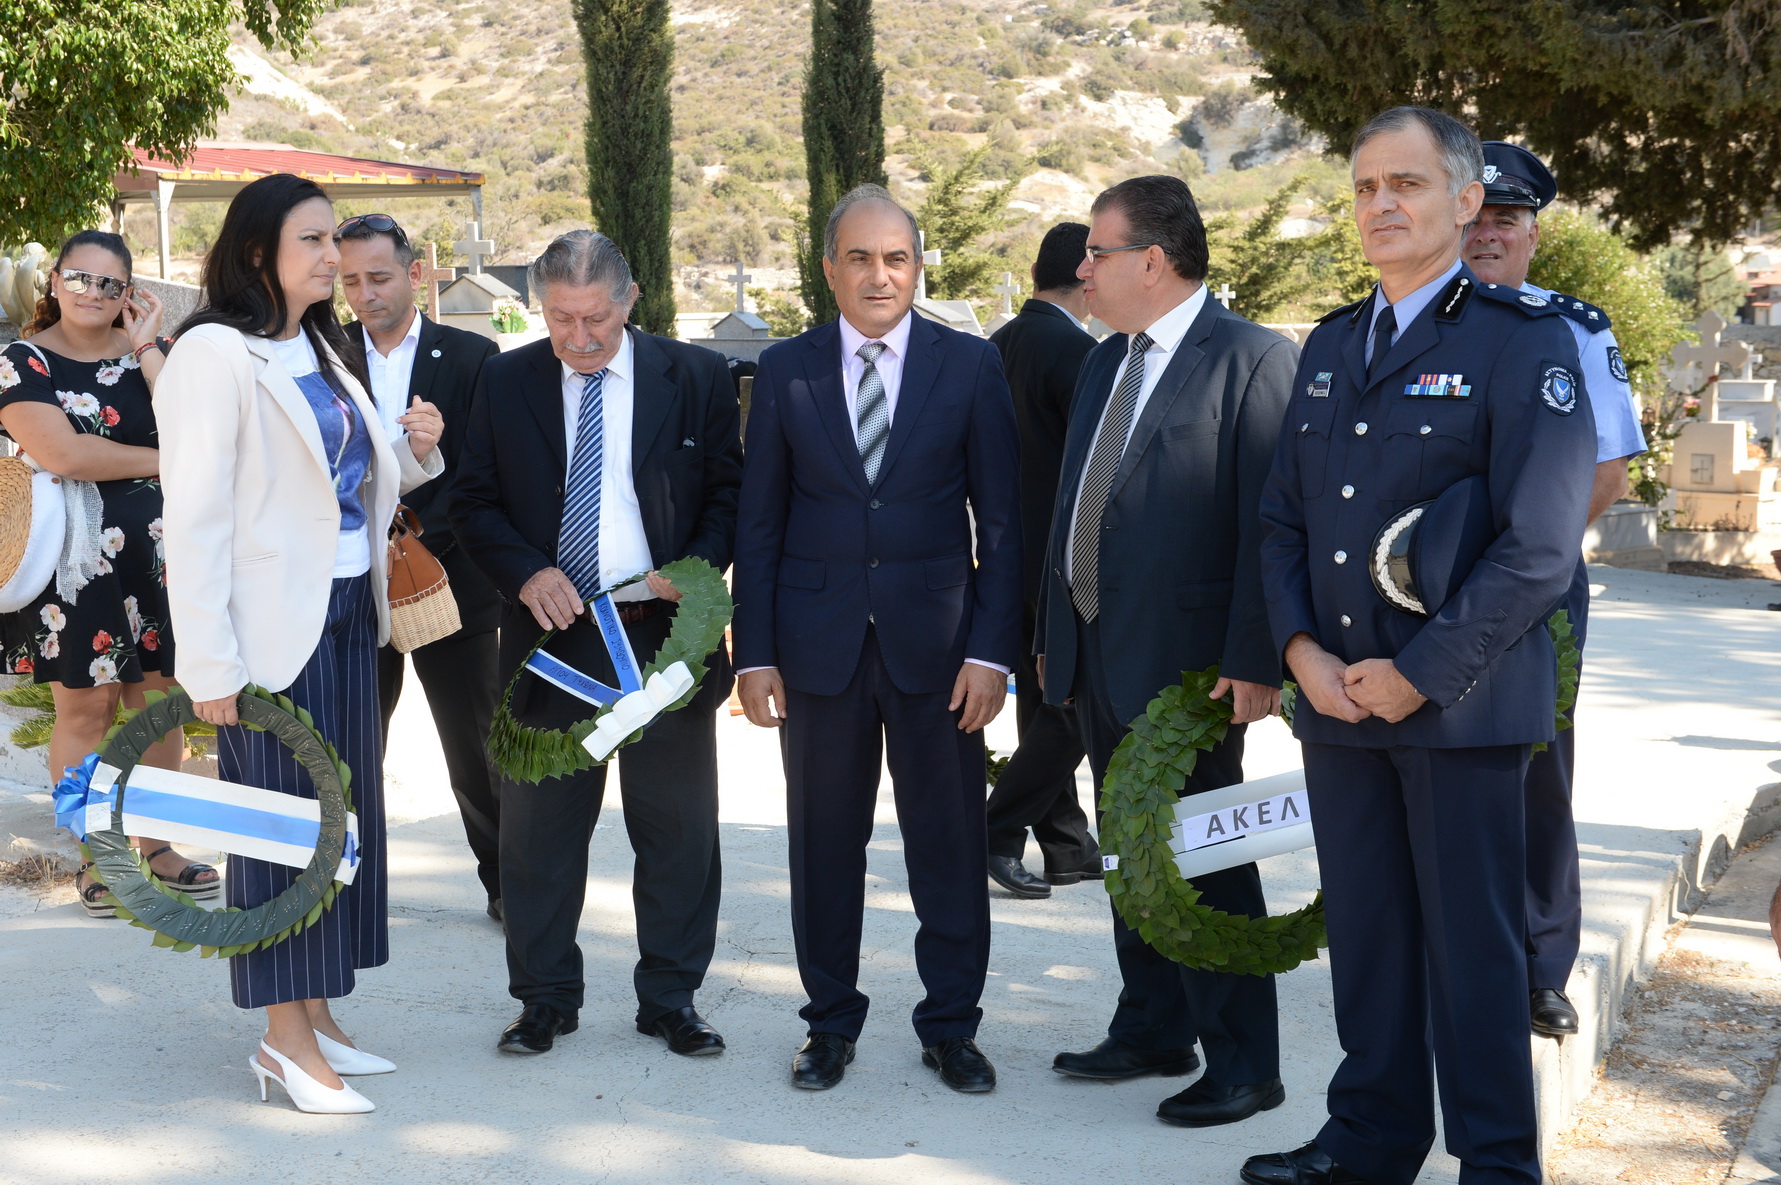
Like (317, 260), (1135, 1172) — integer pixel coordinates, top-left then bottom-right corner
(1369, 475), (1495, 617)
(1480, 141), (1556, 211)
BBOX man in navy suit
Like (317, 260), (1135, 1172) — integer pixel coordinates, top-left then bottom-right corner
(732, 184), (1022, 1094)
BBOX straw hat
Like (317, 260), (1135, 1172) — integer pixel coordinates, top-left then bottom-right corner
(0, 455), (66, 612)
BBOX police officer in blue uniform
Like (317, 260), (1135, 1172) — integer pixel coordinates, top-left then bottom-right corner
(1244, 108), (1597, 1185)
(1463, 141), (1648, 1039)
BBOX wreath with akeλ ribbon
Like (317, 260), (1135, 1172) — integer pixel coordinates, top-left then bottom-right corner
(51, 685), (358, 957)
(487, 556), (732, 784)
(1101, 614), (1578, 975)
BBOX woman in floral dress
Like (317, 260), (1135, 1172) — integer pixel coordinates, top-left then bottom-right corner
(0, 230), (219, 911)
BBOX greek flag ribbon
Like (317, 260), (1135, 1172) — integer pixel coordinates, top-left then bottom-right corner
(522, 592), (645, 708)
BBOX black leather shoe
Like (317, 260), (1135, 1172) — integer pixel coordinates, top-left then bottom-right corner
(638, 1005), (725, 1056)
(987, 855), (1051, 898)
(1052, 1036), (1200, 1080)
(922, 1036), (996, 1093)
(1044, 856), (1105, 885)
(1157, 1076), (1286, 1127)
(791, 1033), (855, 1090)
(498, 1003), (577, 1054)
(1240, 1141), (1373, 1185)
(1531, 987), (1580, 1037)
(486, 897), (503, 923)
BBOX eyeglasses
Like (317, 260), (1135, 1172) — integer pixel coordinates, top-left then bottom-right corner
(335, 213), (410, 245)
(59, 269), (129, 300)
(1084, 243), (1159, 263)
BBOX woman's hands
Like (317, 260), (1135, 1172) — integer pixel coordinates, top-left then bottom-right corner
(192, 693), (241, 727)
(400, 395), (443, 461)
(121, 287), (165, 352)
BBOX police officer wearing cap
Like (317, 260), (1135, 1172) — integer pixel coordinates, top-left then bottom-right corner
(1464, 140), (1648, 1041)
(1245, 107), (1596, 1185)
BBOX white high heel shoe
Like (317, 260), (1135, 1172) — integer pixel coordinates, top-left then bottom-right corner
(315, 1029), (396, 1076)
(250, 1041), (376, 1114)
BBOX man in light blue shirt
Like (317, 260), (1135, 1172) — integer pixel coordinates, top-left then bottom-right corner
(1463, 139), (1648, 1041)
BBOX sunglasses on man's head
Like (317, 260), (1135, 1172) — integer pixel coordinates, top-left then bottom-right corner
(59, 269), (129, 300)
(335, 213), (410, 246)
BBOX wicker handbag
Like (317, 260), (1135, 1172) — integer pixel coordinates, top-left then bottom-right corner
(385, 504), (460, 653)
(0, 454), (66, 613)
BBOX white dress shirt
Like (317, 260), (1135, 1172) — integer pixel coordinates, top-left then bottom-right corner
(1066, 283), (1209, 577)
(1041, 298), (1088, 331)
(560, 330), (654, 602)
(362, 308), (423, 444)
(838, 310), (913, 440)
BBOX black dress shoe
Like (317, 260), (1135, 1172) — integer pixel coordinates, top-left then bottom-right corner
(1531, 987), (1580, 1037)
(498, 1003), (577, 1054)
(1044, 856), (1106, 885)
(1052, 1036), (1200, 1080)
(1240, 1141), (1373, 1185)
(791, 1033), (855, 1090)
(486, 897), (503, 923)
(1157, 1076), (1286, 1127)
(987, 855), (1051, 898)
(922, 1036), (996, 1093)
(638, 1005), (725, 1056)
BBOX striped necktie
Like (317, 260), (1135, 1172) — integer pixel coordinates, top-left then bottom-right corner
(557, 369), (605, 598)
(855, 341), (890, 484)
(1069, 331), (1153, 621)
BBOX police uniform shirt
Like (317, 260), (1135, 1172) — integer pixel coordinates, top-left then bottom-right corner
(1519, 282), (1647, 463)
(1365, 260), (1462, 369)
(1258, 265), (1598, 751)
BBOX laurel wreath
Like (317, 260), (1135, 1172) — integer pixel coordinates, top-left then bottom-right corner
(1534, 608), (1579, 755)
(487, 556), (732, 784)
(78, 684), (354, 958)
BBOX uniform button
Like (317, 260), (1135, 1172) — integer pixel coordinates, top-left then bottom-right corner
(868, 557), (879, 568)
(1334, 550), (1347, 564)
(1341, 484), (1355, 499)
(869, 499), (882, 509)
(1340, 614), (1352, 627)
(1300, 422), (1309, 432)
(1419, 424), (1431, 435)
(1354, 422), (1368, 435)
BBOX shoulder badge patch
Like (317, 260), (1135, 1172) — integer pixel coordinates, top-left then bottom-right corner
(1519, 293), (1548, 308)
(1607, 346), (1628, 384)
(1540, 364), (1578, 415)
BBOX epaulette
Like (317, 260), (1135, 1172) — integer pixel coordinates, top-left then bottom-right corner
(1473, 282), (1566, 318)
(1542, 291), (1612, 332)
(1317, 297), (1368, 324)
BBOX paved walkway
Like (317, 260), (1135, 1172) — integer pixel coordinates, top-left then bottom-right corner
(0, 566), (1776, 1184)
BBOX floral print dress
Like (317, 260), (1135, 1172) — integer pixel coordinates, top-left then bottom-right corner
(0, 342), (175, 687)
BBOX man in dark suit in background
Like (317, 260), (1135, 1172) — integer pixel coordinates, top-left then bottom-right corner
(984, 221), (1100, 899)
(732, 184), (1022, 1094)
(336, 214), (504, 922)
(1039, 176), (1296, 1129)
(451, 230), (742, 1059)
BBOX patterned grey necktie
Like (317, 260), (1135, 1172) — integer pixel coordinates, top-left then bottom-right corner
(855, 341), (890, 484)
(1070, 331), (1153, 621)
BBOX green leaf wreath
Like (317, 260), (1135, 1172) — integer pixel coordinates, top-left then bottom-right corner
(487, 555), (733, 784)
(77, 685), (354, 957)
(1534, 608), (1580, 755)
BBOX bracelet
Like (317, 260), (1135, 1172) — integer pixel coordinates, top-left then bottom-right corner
(131, 336), (173, 363)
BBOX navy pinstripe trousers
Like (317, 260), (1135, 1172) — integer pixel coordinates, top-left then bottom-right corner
(221, 575), (387, 1009)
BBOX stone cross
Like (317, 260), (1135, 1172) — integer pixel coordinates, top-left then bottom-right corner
(994, 272), (1019, 316)
(728, 261), (752, 314)
(1215, 282), (1237, 304)
(1667, 309), (1754, 419)
(917, 232), (942, 302)
(454, 221), (496, 275)
(420, 242), (455, 315)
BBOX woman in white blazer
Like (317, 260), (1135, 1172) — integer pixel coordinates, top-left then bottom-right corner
(156, 175), (443, 1115)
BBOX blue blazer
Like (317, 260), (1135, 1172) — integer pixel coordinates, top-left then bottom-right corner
(1258, 268), (1597, 748)
(732, 315), (1023, 697)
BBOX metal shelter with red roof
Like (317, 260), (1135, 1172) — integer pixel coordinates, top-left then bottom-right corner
(111, 142), (485, 278)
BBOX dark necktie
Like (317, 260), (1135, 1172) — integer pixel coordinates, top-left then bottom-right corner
(1369, 304), (1397, 380)
(855, 342), (890, 483)
(1069, 331), (1154, 621)
(558, 370), (605, 597)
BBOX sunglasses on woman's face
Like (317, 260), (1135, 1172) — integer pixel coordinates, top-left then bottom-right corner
(59, 269), (129, 300)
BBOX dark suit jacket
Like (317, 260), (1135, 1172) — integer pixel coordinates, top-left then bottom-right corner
(448, 328), (743, 714)
(349, 312), (502, 629)
(1037, 295), (1298, 727)
(990, 299), (1096, 600)
(732, 314), (1023, 697)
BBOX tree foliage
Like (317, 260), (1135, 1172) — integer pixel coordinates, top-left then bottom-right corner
(575, 0), (677, 335)
(1204, 174), (1319, 322)
(1208, 0), (1781, 248)
(912, 143), (1032, 305)
(798, 0), (887, 325)
(0, 0), (331, 247)
(1656, 241), (1748, 320)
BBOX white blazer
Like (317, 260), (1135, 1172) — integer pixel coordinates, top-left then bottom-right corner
(156, 323), (442, 702)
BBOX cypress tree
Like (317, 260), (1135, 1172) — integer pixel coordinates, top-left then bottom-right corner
(798, 0), (888, 325)
(574, 0), (677, 335)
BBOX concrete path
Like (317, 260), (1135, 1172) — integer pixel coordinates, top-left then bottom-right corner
(0, 565), (1776, 1184)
